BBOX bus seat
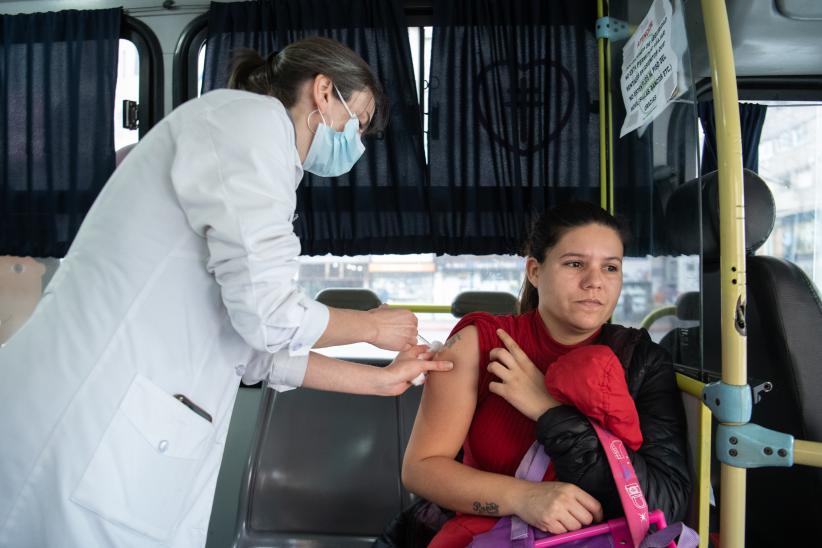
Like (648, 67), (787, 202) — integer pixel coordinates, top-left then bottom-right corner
(672, 291), (700, 322)
(666, 169), (822, 546)
(451, 290), (518, 317)
(315, 288), (382, 311)
(228, 289), (523, 546)
(659, 291), (701, 369)
(231, 385), (421, 547)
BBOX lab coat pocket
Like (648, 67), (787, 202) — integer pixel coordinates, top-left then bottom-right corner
(71, 373), (214, 541)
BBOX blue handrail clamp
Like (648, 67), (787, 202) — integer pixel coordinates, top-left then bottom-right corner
(595, 17), (632, 41)
(716, 423), (794, 468)
(703, 381), (752, 424)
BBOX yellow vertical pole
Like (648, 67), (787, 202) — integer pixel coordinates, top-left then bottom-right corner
(597, 0), (608, 211)
(699, 1), (748, 547)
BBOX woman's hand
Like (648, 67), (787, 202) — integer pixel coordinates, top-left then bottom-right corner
(366, 305), (418, 351)
(487, 329), (561, 420)
(376, 344), (453, 396)
(512, 480), (603, 534)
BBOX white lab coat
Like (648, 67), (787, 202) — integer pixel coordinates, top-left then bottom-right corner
(0, 90), (330, 548)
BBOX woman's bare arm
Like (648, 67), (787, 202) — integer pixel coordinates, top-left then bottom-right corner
(402, 326), (525, 516)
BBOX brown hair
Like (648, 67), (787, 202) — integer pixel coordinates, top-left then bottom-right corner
(227, 36), (388, 135)
(518, 202), (631, 313)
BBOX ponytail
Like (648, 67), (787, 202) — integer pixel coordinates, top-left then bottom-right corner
(227, 48), (276, 95)
(518, 279), (539, 314)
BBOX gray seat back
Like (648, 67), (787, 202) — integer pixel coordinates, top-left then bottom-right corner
(451, 290), (518, 317)
(233, 384), (422, 547)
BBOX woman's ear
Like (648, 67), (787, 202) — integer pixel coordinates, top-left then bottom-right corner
(525, 256), (541, 287)
(311, 74), (334, 114)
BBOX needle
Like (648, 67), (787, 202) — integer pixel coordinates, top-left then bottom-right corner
(418, 333), (443, 352)
(411, 334), (445, 387)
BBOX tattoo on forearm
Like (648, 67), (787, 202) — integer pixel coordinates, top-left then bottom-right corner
(473, 501), (500, 515)
(445, 333), (462, 348)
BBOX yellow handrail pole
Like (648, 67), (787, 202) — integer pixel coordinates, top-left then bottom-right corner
(597, 0), (608, 211)
(794, 440), (822, 468)
(700, 1), (747, 547)
(695, 400), (712, 548)
(675, 372), (705, 400)
(676, 374), (712, 548)
(385, 303), (452, 314)
(606, 33), (615, 214)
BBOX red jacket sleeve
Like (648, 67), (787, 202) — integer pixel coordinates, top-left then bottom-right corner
(545, 345), (643, 451)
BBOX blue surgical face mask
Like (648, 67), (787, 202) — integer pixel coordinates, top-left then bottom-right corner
(302, 85), (366, 178)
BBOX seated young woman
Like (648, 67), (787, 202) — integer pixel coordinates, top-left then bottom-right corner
(401, 202), (691, 547)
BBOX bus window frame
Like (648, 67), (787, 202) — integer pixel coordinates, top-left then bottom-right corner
(122, 14), (164, 138)
(695, 75), (822, 102)
(172, 13), (208, 108)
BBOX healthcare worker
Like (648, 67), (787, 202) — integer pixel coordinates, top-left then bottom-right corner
(0, 36), (452, 548)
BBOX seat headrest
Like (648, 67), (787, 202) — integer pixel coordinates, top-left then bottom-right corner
(665, 169), (776, 262)
(451, 291), (518, 317)
(314, 288), (381, 311)
(675, 291), (700, 321)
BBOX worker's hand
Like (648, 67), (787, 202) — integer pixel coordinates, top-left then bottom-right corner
(487, 329), (561, 421)
(512, 480), (603, 534)
(375, 344), (453, 396)
(366, 305), (418, 351)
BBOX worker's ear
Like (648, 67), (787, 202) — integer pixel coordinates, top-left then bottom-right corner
(311, 74), (334, 116)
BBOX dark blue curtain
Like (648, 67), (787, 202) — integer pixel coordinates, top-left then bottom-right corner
(202, 0), (427, 256)
(0, 9), (121, 257)
(426, 0), (599, 255)
(699, 100), (768, 174)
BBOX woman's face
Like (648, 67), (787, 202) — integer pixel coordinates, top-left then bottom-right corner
(527, 223), (624, 345)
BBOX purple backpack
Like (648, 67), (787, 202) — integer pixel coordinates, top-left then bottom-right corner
(469, 424), (698, 548)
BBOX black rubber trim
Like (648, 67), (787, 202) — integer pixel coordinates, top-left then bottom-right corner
(122, 14), (164, 137)
(172, 13), (208, 108)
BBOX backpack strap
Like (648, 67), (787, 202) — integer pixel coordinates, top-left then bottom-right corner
(590, 422), (651, 547)
(510, 442), (551, 541)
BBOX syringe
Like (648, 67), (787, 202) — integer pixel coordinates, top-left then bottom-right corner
(411, 334), (444, 386)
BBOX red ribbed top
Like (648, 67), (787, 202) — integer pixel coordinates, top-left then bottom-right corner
(450, 310), (600, 480)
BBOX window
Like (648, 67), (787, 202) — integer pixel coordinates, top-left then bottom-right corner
(197, 42), (206, 96)
(612, 255), (701, 342)
(757, 102), (822, 288)
(114, 39), (140, 150)
(408, 26), (433, 158)
(305, 253), (525, 359)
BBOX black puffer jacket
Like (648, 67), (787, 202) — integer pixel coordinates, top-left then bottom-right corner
(536, 323), (691, 523)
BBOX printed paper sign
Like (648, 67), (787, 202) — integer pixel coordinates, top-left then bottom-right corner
(619, 0), (679, 137)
